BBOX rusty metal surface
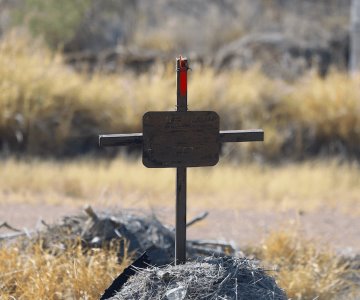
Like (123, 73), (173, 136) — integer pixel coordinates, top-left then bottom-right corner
(176, 56), (189, 112)
(142, 111), (220, 168)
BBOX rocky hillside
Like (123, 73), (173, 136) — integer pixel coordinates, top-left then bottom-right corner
(0, 0), (352, 77)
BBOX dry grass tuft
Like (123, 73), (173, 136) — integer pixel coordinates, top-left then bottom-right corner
(0, 31), (133, 155)
(281, 71), (360, 158)
(0, 239), (131, 299)
(252, 228), (359, 300)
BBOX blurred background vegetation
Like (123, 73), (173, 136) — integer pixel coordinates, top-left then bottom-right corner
(1, 2), (360, 299)
(11, 0), (92, 48)
(0, 0), (359, 161)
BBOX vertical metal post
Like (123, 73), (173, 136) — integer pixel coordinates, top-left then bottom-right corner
(351, 0), (360, 73)
(175, 56), (188, 264)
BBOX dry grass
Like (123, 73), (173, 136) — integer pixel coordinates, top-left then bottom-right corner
(251, 228), (359, 300)
(1, 228), (357, 300)
(281, 71), (360, 157)
(0, 158), (359, 214)
(0, 240), (131, 299)
(1, 31), (360, 158)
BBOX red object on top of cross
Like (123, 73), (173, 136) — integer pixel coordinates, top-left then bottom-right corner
(178, 56), (187, 97)
(179, 55), (186, 68)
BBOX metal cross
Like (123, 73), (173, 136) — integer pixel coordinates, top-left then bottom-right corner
(99, 57), (264, 265)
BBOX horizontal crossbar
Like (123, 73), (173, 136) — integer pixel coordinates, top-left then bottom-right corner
(219, 129), (264, 143)
(99, 133), (143, 147)
(99, 129), (264, 147)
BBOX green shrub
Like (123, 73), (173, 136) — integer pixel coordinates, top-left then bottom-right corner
(12, 0), (91, 48)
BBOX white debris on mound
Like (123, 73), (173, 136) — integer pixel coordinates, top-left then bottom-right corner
(110, 256), (287, 300)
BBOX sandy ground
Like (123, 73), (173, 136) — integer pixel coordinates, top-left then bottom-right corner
(1, 203), (359, 255)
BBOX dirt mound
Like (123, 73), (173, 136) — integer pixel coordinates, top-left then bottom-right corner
(109, 256), (287, 300)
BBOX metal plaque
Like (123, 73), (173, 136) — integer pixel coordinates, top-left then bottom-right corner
(143, 111), (220, 168)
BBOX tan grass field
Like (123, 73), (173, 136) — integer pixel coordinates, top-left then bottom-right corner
(1, 158), (359, 214)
